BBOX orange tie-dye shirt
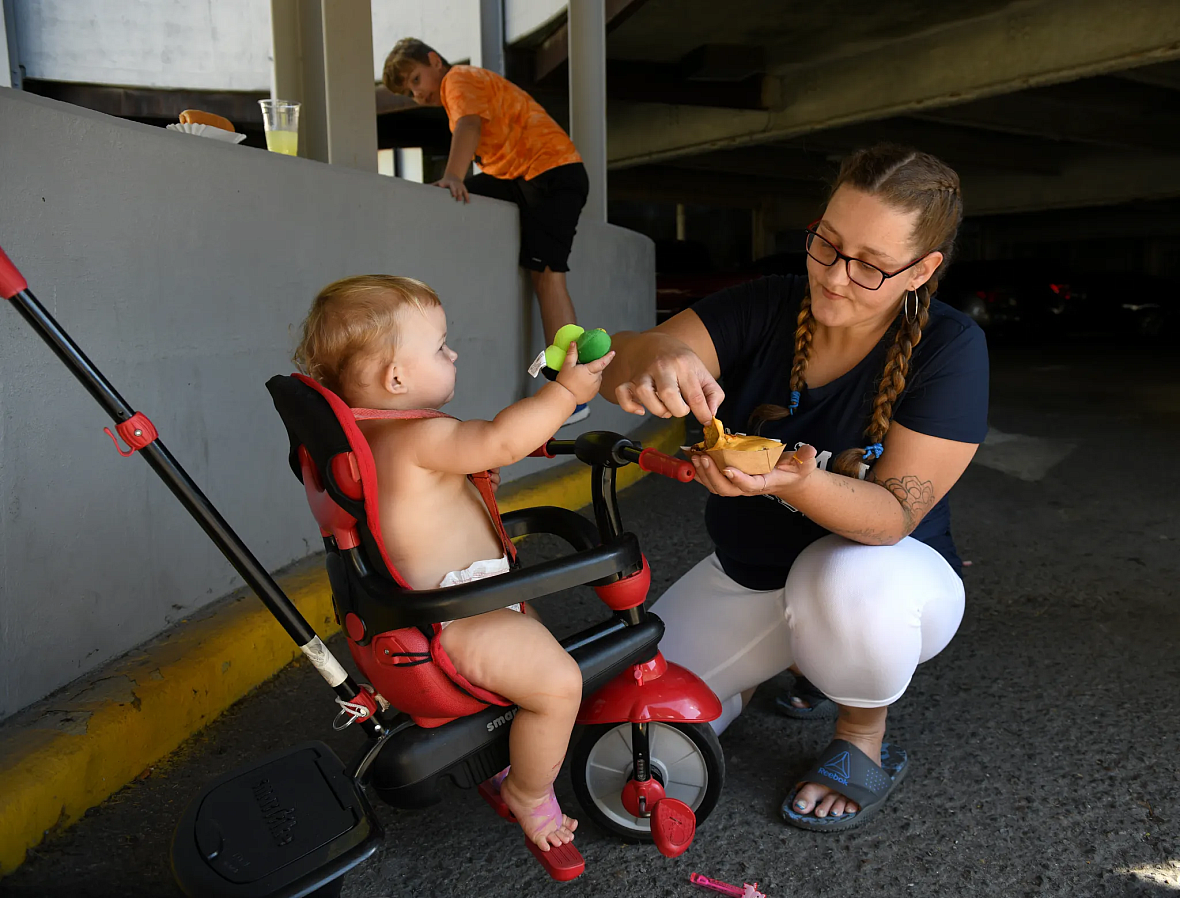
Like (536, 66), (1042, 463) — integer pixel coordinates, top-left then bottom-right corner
(440, 65), (582, 181)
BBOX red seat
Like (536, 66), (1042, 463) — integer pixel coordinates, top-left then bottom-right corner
(281, 374), (514, 728)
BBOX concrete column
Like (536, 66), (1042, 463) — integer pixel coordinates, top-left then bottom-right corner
(752, 202), (771, 261)
(475, 0), (506, 75)
(320, 0), (377, 171)
(269, 0), (376, 171)
(270, 0), (321, 161)
(395, 147), (425, 182)
(568, 0), (607, 222)
(2, 0), (20, 89)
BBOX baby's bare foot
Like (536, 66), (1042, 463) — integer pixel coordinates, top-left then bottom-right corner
(499, 774), (578, 851)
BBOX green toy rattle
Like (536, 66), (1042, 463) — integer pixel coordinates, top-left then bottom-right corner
(529, 324), (612, 377)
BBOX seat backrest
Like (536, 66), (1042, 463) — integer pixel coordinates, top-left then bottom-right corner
(267, 374), (507, 727)
(266, 373), (411, 588)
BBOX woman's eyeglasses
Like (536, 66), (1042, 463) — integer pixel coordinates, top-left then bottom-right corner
(804, 225), (928, 291)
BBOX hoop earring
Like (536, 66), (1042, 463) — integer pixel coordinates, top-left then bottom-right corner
(904, 289), (917, 324)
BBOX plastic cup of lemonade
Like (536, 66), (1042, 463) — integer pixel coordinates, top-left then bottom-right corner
(259, 99), (300, 156)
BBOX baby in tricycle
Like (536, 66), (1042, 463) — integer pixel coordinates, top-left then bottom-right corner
(294, 274), (613, 854)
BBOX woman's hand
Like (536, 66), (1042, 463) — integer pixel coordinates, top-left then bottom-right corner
(488, 467), (501, 492)
(614, 332), (724, 424)
(691, 444), (819, 498)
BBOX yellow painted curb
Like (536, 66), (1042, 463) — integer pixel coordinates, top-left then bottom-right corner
(0, 417), (685, 876)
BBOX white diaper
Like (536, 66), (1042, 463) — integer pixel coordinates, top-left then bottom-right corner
(438, 556), (519, 628)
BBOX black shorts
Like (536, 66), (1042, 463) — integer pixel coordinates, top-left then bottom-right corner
(465, 163), (589, 273)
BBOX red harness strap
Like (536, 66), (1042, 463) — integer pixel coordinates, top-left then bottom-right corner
(350, 407), (516, 563)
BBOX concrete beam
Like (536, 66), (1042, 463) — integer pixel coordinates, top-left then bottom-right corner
(776, 117), (1069, 176)
(375, 84), (418, 114)
(607, 61), (770, 109)
(534, 0), (648, 82)
(916, 77), (1180, 154)
(966, 201), (1180, 242)
(679, 43), (764, 82)
(962, 151), (1180, 216)
(1116, 58), (1180, 91)
(661, 119), (1066, 186)
(609, 163), (825, 209)
(660, 145), (838, 182)
(607, 0), (1180, 167)
(21, 80), (267, 126)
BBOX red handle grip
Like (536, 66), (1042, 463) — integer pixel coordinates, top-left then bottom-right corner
(0, 245), (29, 300)
(529, 442), (555, 458)
(638, 448), (694, 482)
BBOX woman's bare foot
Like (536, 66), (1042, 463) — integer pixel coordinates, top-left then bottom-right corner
(499, 773), (578, 851)
(791, 705), (887, 819)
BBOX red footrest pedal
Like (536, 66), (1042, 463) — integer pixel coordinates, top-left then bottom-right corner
(651, 798), (696, 858)
(477, 779), (516, 821)
(480, 774), (584, 881)
(526, 837), (585, 881)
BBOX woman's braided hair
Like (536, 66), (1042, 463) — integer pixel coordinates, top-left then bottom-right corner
(752, 143), (963, 478)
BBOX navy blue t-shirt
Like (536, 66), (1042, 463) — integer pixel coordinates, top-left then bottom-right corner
(693, 274), (989, 590)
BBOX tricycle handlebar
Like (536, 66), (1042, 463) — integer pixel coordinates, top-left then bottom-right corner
(635, 447), (694, 482)
(530, 433), (694, 483)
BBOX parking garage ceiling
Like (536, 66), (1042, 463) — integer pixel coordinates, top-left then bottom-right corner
(42, 0), (1176, 226)
(518, 0), (1180, 222)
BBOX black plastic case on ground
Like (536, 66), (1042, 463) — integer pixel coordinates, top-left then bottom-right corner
(171, 741), (380, 898)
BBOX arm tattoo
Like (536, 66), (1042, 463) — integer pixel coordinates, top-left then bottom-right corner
(870, 472), (936, 537)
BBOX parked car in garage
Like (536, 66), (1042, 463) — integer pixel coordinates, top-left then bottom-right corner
(1066, 270), (1178, 343)
(656, 240), (740, 322)
(937, 260), (1177, 343)
(656, 241), (808, 322)
(934, 259), (1083, 340)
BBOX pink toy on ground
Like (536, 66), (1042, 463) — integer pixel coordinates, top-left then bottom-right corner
(689, 872), (768, 898)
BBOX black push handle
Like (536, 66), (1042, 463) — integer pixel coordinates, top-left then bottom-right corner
(0, 243), (382, 733)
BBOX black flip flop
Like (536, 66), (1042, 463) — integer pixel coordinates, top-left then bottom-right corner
(781, 739), (908, 832)
(774, 673), (838, 720)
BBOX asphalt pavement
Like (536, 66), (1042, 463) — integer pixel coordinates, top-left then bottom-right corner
(3, 343), (1179, 898)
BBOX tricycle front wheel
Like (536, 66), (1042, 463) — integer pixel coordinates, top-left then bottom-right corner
(569, 721), (724, 842)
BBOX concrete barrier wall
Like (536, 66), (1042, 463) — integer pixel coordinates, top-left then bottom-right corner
(0, 88), (654, 720)
(10, 0), (565, 90)
(12, 0), (274, 90)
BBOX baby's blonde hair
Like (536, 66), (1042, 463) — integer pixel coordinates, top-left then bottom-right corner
(294, 275), (441, 397)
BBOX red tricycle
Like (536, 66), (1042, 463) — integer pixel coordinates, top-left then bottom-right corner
(0, 246), (725, 897)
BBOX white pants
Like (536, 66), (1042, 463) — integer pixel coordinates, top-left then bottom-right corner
(649, 536), (966, 734)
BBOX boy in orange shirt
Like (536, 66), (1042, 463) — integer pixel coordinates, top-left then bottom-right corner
(383, 39), (591, 423)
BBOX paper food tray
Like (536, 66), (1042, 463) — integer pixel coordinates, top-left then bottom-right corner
(166, 123), (247, 144)
(683, 441), (786, 475)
